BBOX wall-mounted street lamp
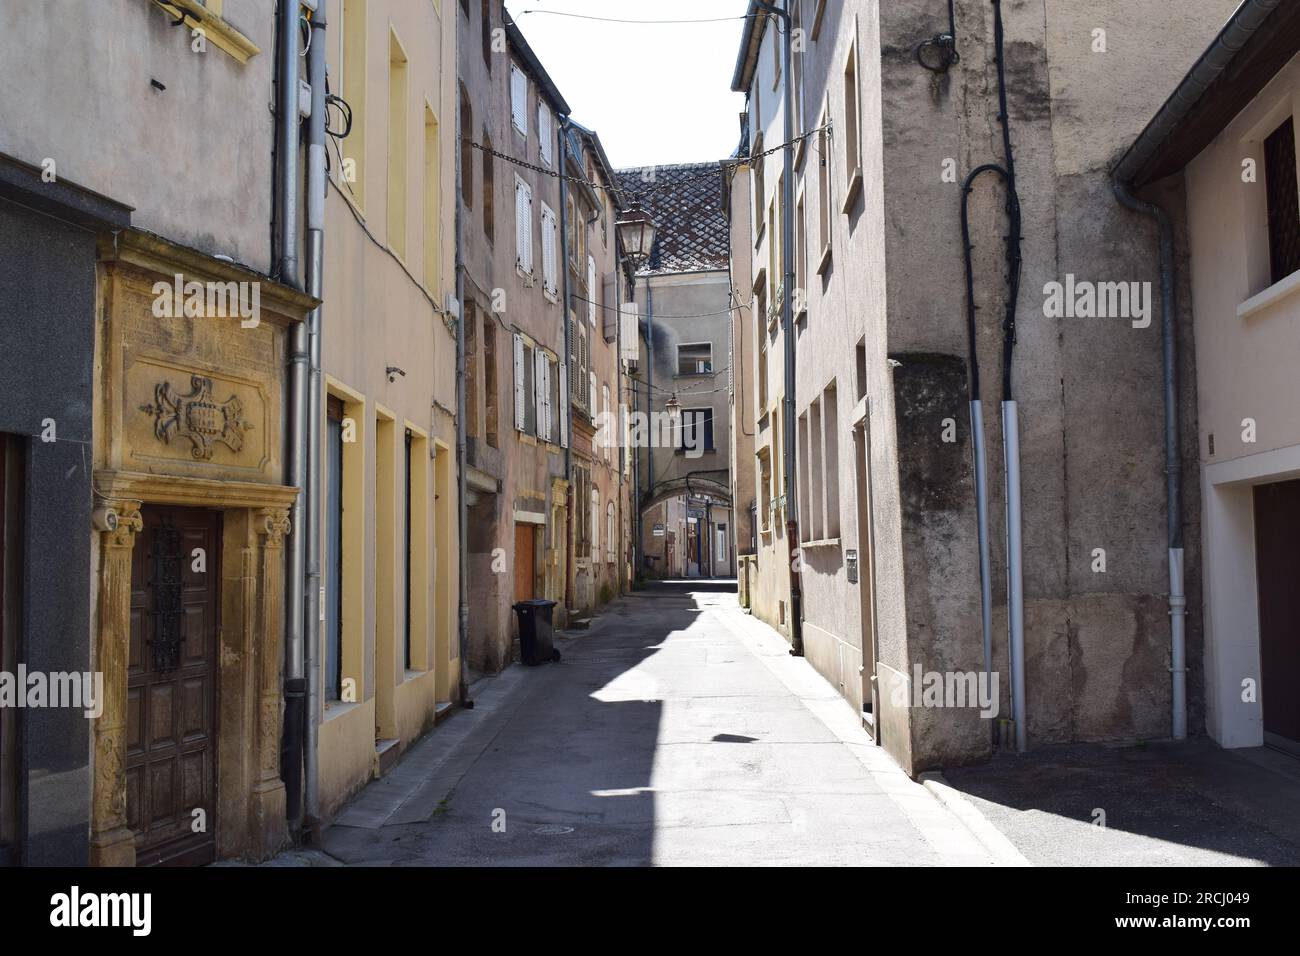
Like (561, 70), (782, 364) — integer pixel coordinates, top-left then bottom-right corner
(615, 201), (658, 267)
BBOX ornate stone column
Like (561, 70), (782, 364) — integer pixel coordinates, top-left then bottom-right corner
(89, 499), (143, 867)
(251, 507), (291, 855)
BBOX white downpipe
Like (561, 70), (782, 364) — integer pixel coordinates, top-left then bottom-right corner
(1169, 547), (1187, 739)
(1003, 400), (1026, 752)
(970, 400), (993, 682)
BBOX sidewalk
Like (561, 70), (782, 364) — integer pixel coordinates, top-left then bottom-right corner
(939, 737), (1300, 866)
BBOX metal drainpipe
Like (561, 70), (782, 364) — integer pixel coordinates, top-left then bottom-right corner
(455, 41), (471, 706)
(302, 6), (327, 832)
(645, 277), (654, 512)
(756, 0), (801, 655)
(559, 116), (575, 613)
(1113, 177), (1185, 740)
(277, 0), (306, 829)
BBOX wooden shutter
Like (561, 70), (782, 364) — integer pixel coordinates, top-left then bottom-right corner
(534, 348), (548, 440)
(538, 102), (553, 165)
(601, 384), (610, 461)
(589, 370), (597, 422)
(591, 488), (599, 555)
(587, 255), (597, 326)
(541, 204), (556, 295)
(510, 64), (527, 133)
(513, 333), (526, 431)
(602, 271), (617, 341)
(559, 358), (569, 448)
(515, 178), (532, 274)
(620, 301), (639, 362)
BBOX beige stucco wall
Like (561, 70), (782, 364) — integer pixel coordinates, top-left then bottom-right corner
(316, 0), (458, 821)
(0, 0), (274, 273)
(737, 0), (1238, 773)
(1182, 52), (1300, 749)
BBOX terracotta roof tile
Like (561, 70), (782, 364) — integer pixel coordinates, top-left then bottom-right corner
(614, 162), (729, 275)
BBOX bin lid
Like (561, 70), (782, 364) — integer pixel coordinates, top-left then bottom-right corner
(512, 599), (558, 609)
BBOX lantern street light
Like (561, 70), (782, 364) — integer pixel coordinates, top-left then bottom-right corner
(616, 201), (658, 267)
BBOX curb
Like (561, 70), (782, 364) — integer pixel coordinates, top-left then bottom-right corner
(919, 771), (1033, 867)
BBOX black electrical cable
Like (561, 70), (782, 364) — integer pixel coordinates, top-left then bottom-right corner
(960, 0), (1022, 403)
(916, 0), (959, 72)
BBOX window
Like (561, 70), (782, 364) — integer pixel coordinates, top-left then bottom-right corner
(540, 202), (558, 298)
(574, 465), (592, 558)
(533, 347), (552, 442)
(797, 409), (810, 535)
(799, 382), (841, 542)
(816, 104), (832, 273)
(325, 398), (345, 701)
(768, 176), (781, 310)
(538, 102), (554, 166)
(681, 408), (715, 454)
(678, 343), (713, 376)
(423, 106), (440, 290)
(823, 382), (840, 537)
(482, 129), (495, 244)
(375, 412), (397, 698)
(514, 176), (533, 275)
(771, 15), (781, 90)
(810, 0), (827, 41)
(570, 312), (590, 413)
(751, 133), (765, 246)
(842, 34), (862, 209)
(1265, 117), (1300, 284)
(607, 502), (616, 562)
(591, 488), (600, 557)
(342, 0), (367, 209)
(465, 302), (479, 438)
(403, 428), (413, 670)
(387, 30), (408, 258)
(481, 0), (491, 69)
(792, 0), (805, 142)
(795, 188), (807, 321)
(808, 397), (823, 540)
(510, 63), (528, 135)
(758, 448), (772, 532)
(484, 318), (499, 447)
(459, 85), (473, 209)
(587, 255), (597, 326)
(756, 286), (768, 410)
(550, 356), (563, 446)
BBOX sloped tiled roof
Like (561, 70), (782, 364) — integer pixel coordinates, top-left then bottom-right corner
(614, 162), (729, 276)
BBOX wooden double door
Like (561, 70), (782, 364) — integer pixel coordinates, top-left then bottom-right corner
(1255, 480), (1300, 753)
(127, 506), (220, 866)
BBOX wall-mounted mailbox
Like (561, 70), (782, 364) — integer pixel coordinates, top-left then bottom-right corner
(846, 549), (859, 584)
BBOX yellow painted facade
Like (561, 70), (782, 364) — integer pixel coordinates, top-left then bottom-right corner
(315, 0), (460, 822)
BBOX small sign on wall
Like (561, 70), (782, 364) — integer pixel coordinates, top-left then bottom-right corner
(846, 549), (859, 584)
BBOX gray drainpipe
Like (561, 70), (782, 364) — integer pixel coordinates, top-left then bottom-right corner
(302, 6), (326, 831)
(1111, 0), (1282, 741)
(278, 0), (306, 828)
(559, 116), (574, 613)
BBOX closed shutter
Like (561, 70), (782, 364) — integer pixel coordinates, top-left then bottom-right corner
(540, 204), (556, 295)
(621, 402), (630, 475)
(538, 102), (553, 165)
(620, 301), (639, 362)
(515, 178), (533, 274)
(601, 384), (610, 461)
(591, 489), (600, 556)
(602, 271), (617, 341)
(589, 371), (597, 421)
(513, 333), (526, 431)
(534, 348), (548, 441)
(510, 64), (527, 134)
(587, 255), (597, 326)
(559, 358), (569, 448)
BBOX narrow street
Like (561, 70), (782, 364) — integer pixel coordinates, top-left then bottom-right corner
(309, 584), (1005, 867)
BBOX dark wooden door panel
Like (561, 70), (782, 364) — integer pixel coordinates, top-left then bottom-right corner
(128, 506), (220, 867)
(1254, 480), (1300, 748)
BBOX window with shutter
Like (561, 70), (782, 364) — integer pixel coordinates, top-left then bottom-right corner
(601, 384), (610, 462)
(589, 371), (596, 422)
(510, 63), (527, 135)
(513, 334), (526, 431)
(591, 488), (600, 556)
(587, 256), (596, 326)
(534, 348), (548, 441)
(540, 203), (557, 298)
(619, 301), (639, 363)
(538, 102), (553, 166)
(607, 502), (616, 562)
(515, 177), (533, 275)
(558, 358), (569, 448)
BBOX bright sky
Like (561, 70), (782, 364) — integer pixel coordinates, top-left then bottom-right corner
(504, 0), (750, 169)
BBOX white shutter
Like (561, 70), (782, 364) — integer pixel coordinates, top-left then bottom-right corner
(621, 402), (630, 475)
(540, 204), (556, 295)
(534, 348), (547, 440)
(602, 385), (610, 462)
(510, 64), (528, 134)
(513, 334), (526, 431)
(559, 359), (569, 448)
(589, 370), (597, 421)
(515, 178), (533, 274)
(602, 272), (617, 341)
(591, 489), (599, 555)
(587, 255), (597, 326)
(620, 301), (639, 362)
(607, 503), (616, 561)
(538, 102), (553, 165)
